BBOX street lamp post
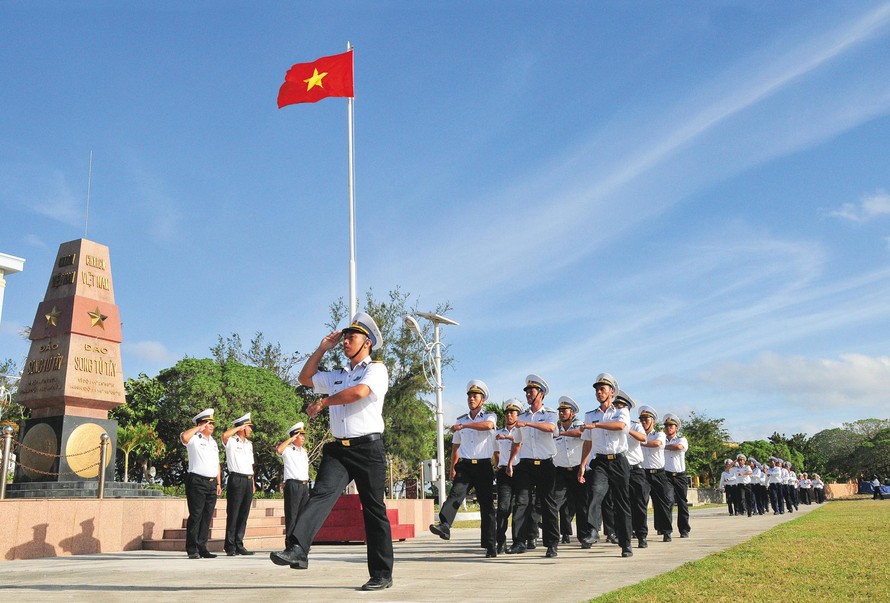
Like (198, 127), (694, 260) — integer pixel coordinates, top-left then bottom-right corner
(403, 311), (459, 507)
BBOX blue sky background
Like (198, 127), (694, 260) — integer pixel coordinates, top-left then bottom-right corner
(3, 1), (890, 442)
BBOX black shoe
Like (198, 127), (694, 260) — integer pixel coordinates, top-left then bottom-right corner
(225, 549), (236, 557)
(663, 534), (672, 542)
(606, 534), (619, 545)
(581, 534), (599, 546)
(545, 545), (558, 558)
(187, 552), (201, 559)
(526, 538), (537, 550)
(429, 523), (451, 541)
(361, 576), (393, 591)
(621, 548), (634, 557)
(270, 545), (308, 569)
(496, 543), (506, 554)
(485, 547), (497, 558)
(638, 539), (648, 549)
(199, 550), (217, 558)
(560, 534), (571, 544)
(235, 547), (254, 556)
(680, 532), (689, 538)
(506, 543), (527, 554)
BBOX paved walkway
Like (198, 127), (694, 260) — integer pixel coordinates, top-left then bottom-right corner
(0, 505), (818, 602)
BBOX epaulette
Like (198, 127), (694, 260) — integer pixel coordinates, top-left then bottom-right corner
(457, 413), (470, 421)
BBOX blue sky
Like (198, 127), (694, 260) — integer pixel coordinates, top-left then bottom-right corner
(3, 1), (890, 442)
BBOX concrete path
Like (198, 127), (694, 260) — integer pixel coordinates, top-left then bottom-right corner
(0, 505), (818, 602)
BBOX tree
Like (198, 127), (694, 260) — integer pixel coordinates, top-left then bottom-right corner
(852, 427), (890, 480)
(737, 440), (774, 465)
(117, 423), (165, 482)
(842, 418), (890, 439)
(113, 358), (308, 491)
(806, 428), (863, 482)
(0, 358), (27, 427)
(681, 412), (731, 487)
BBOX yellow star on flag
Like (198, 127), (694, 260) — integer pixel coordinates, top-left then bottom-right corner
(45, 306), (61, 327)
(88, 307), (107, 329)
(303, 68), (328, 91)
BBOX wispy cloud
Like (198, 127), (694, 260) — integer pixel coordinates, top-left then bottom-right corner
(122, 340), (178, 366)
(0, 163), (83, 227)
(829, 191), (890, 223)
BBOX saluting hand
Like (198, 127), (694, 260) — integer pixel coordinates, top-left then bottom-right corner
(319, 330), (342, 352)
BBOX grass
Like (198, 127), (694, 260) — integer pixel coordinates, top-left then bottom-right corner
(590, 500), (890, 603)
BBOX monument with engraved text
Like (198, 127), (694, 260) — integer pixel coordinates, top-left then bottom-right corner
(11, 238), (126, 494)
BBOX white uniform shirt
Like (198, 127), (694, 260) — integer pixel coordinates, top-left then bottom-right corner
(787, 470), (797, 487)
(812, 478), (824, 490)
(580, 404), (630, 456)
(750, 466), (762, 485)
(495, 426), (520, 467)
(736, 463), (752, 484)
(185, 432), (220, 478)
(719, 470), (737, 489)
(279, 445), (309, 481)
(553, 419), (584, 468)
(766, 465), (782, 485)
(800, 478), (812, 489)
(625, 420), (645, 466)
(452, 410), (496, 459)
(641, 430), (666, 469)
(513, 406), (558, 460)
(780, 467), (790, 484)
(663, 435), (688, 473)
(312, 358), (389, 438)
(224, 434), (255, 475)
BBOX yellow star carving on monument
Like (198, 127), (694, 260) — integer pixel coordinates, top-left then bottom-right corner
(45, 306), (61, 328)
(88, 306), (107, 329)
(303, 68), (328, 91)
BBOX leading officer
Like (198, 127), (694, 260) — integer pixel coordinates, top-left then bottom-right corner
(222, 412), (256, 556)
(270, 312), (394, 592)
(181, 408), (221, 559)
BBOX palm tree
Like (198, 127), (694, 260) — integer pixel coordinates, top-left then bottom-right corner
(118, 424), (166, 482)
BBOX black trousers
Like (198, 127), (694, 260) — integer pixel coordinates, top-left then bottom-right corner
(283, 479), (310, 548)
(587, 455), (632, 549)
(740, 483), (754, 516)
(645, 469), (673, 535)
(667, 471), (690, 534)
(755, 484), (769, 513)
(553, 465), (590, 541)
(731, 482), (744, 514)
(225, 473), (254, 551)
(769, 483), (784, 513)
(496, 467), (516, 547)
(815, 488), (825, 503)
(292, 437), (393, 579)
(782, 483), (796, 511)
(185, 472), (217, 554)
(800, 487), (811, 505)
(628, 465), (650, 540)
(438, 459), (496, 549)
(724, 485), (736, 515)
(511, 458), (559, 547)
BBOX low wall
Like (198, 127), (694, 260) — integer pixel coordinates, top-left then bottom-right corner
(1, 496), (434, 561)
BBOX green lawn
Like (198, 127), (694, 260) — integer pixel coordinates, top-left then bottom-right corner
(591, 500), (890, 603)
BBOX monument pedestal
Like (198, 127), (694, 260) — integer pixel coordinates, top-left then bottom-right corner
(14, 415), (117, 484)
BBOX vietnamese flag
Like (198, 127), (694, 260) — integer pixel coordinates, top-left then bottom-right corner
(277, 50), (354, 108)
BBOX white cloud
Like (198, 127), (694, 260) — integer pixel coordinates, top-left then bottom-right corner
(697, 352), (890, 413)
(829, 191), (890, 223)
(122, 340), (177, 365)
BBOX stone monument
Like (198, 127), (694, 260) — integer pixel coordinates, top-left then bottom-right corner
(13, 239), (124, 491)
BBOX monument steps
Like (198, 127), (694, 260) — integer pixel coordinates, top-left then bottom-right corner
(142, 495), (416, 552)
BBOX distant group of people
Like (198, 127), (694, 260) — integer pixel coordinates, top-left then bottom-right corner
(718, 455), (825, 517)
(429, 373), (690, 560)
(183, 312), (393, 591)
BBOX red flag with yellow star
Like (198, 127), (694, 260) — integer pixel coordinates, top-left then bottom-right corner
(277, 50), (354, 108)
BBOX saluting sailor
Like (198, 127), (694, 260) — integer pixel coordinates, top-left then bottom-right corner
(270, 312), (394, 592)
(429, 379), (498, 558)
(222, 412), (256, 556)
(181, 408), (221, 559)
(506, 374), (560, 558)
(578, 373), (634, 558)
(663, 413), (690, 538)
(552, 396), (588, 546)
(639, 405), (673, 541)
(277, 422), (310, 554)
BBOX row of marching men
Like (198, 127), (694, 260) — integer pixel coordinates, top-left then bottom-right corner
(428, 372), (690, 559)
(718, 455), (826, 517)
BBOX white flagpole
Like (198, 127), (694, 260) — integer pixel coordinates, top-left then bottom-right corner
(347, 41), (357, 320)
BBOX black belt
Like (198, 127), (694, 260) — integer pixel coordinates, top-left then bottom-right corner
(520, 458), (552, 466)
(596, 453), (624, 461)
(286, 479), (309, 485)
(334, 432), (382, 447)
(230, 472), (253, 478)
(669, 471), (686, 476)
(630, 463), (643, 470)
(556, 464), (580, 471)
(190, 473), (217, 483)
(645, 468), (664, 474)
(459, 458), (491, 464)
